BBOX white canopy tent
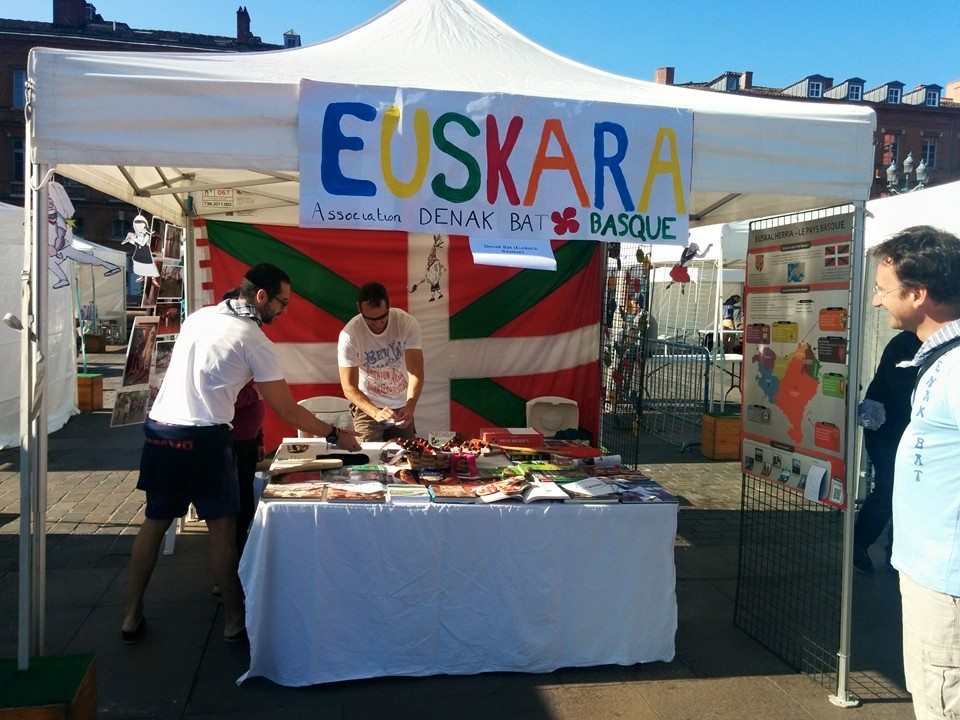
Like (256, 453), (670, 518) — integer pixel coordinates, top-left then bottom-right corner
(73, 238), (128, 344)
(28, 0), (875, 237)
(21, 0), (878, 692)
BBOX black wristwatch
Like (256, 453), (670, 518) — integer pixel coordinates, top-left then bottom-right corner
(326, 426), (340, 445)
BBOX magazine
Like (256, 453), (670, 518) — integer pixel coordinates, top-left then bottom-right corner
(260, 482), (328, 501)
(325, 481), (387, 503)
(387, 484), (431, 503)
(427, 484), (478, 503)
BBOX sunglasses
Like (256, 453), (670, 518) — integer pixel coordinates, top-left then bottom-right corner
(361, 309), (389, 323)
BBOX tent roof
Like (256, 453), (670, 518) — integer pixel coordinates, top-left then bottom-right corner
(29, 0), (875, 228)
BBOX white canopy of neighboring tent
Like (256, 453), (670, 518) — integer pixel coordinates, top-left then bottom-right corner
(0, 203), (76, 449)
(28, 0), (875, 231)
(864, 180), (960, 248)
(72, 237), (128, 343)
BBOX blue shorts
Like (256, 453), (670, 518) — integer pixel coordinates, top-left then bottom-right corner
(138, 419), (240, 521)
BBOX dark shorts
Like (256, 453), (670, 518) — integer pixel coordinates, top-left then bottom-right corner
(137, 419), (239, 521)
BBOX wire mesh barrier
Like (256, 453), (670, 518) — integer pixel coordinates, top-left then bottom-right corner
(735, 474), (843, 689)
(600, 257), (651, 463)
(639, 338), (711, 451)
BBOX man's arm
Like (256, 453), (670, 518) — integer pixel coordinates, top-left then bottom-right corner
(396, 348), (424, 426)
(256, 379), (361, 451)
(338, 365), (396, 422)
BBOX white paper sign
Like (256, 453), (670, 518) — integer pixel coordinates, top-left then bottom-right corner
(299, 81), (692, 244)
(804, 465), (827, 503)
(469, 238), (557, 270)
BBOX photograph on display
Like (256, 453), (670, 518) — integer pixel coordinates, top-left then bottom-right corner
(154, 339), (175, 375)
(111, 388), (151, 427)
(157, 262), (183, 300)
(162, 224), (184, 260)
(155, 302), (182, 336)
(140, 260), (163, 308)
(123, 316), (159, 387)
(149, 216), (164, 255)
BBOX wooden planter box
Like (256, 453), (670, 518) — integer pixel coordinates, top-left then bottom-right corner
(701, 412), (741, 460)
(76, 374), (103, 413)
(0, 653), (96, 720)
(82, 334), (105, 353)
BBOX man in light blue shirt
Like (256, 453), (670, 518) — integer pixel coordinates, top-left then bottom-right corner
(870, 225), (960, 720)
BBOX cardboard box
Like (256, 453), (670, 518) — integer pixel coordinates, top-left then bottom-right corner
(701, 413), (741, 460)
(480, 427), (544, 448)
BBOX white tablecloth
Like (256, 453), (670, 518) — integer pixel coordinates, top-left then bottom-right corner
(237, 500), (678, 686)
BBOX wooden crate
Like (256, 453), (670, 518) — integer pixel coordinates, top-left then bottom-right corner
(700, 412), (741, 460)
(76, 374), (103, 413)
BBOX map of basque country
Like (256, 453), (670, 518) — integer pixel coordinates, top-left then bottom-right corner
(752, 343), (821, 444)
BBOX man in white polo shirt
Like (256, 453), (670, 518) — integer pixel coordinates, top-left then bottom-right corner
(121, 263), (359, 645)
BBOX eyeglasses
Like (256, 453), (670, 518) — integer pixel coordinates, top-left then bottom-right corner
(873, 284), (902, 302)
(270, 295), (289, 309)
(361, 309), (389, 323)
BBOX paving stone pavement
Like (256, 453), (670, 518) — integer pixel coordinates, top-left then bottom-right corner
(0, 347), (913, 719)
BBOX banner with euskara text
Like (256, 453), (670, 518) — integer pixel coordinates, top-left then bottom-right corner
(299, 81), (692, 245)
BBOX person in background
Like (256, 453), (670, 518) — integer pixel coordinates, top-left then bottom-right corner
(338, 282), (424, 442)
(853, 330), (921, 574)
(121, 264), (359, 645)
(869, 225), (960, 719)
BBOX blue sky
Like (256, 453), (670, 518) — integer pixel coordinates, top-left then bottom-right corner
(5, 0), (958, 90)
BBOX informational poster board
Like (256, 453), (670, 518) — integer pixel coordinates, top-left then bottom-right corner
(740, 210), (854, 508)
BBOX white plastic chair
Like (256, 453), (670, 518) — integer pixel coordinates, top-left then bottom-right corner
(525, 396), (579, 437)
(297, 396), (352, 437)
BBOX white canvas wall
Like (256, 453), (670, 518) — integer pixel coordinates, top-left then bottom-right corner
(0, 202), (77, 448)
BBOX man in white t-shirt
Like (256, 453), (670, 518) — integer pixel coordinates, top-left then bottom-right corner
(121, 263), (359, 645)
(338, 282), (424, 442)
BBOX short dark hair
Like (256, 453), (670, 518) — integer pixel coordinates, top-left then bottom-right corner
(239, 264), (290, 301)
(221, 286), (240, 302)
(871, 226), (960, 306)
(357, 282), (389, 307)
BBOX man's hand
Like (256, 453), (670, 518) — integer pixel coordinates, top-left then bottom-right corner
(393, 407), (415, 428)
(374, 407), (398, 423)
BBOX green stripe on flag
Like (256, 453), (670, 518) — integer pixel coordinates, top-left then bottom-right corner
(205, 220), (358, 322)
(451, 378), (527, 427)
(449, 241), (594, 339)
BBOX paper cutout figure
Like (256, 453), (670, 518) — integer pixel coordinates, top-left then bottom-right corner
(47, 181), (120, 289)
(410, 234), (447, 302)
(123, 214), (160, 280)
(665, 241), (713, 294)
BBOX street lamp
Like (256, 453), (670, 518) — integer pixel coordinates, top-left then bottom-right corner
(886, 152), (928, 194)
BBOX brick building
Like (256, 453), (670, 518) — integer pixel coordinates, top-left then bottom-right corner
(655, 67), (960, 200)
(0, 0), (292, 245)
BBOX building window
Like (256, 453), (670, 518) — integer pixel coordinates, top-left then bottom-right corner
(882, 134), (899, 167)
(808, 81), (823, 98)
(725, 75), (739, 92)
(112, 218), (127, 239)
(12, 69), (26, 109)
(10, 138), (25, 197)
(925, 90), (940, 107)
(922, 137), (938, 168)
(887, 87), (901, 104)
(847, 85), (862, 101)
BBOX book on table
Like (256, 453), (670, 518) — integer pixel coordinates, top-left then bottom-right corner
(427, 484), (478, 503)
(556, 476), (620, 503)
(269, 437), (343, 475)
(607, 478), (679, 504)
(387, 484), (431, 503)
(325, 464), (389, 484)
(325, 481), (387, 503)
(473, 477), (529, 503)
(260, 481), (328, 501)
(519, 481), (570, 503)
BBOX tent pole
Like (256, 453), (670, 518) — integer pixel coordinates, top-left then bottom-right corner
(830, 200), (866, 708)
(19, 159), (51, 667)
